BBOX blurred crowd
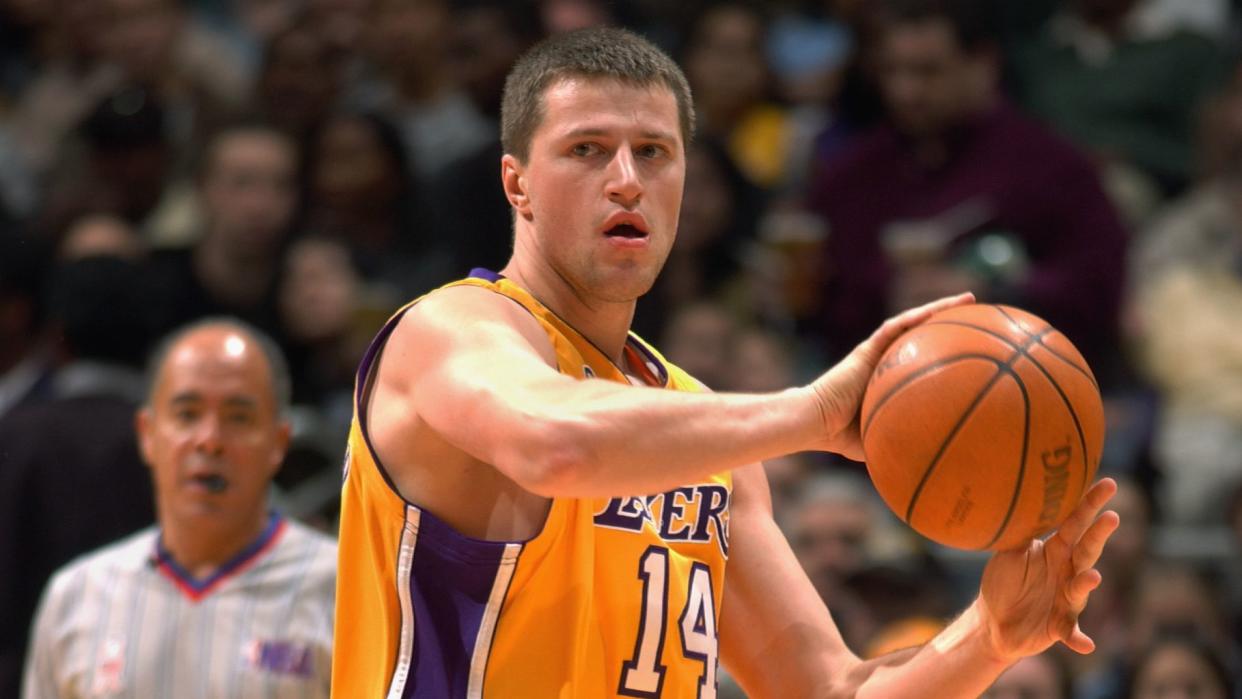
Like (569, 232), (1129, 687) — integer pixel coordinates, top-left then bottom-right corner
(2, 0), (1242, 696)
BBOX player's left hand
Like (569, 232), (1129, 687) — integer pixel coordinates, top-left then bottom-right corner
(974, 477), (1119, 661)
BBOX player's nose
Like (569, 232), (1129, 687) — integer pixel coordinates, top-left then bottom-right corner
(605, 147), (643, 206)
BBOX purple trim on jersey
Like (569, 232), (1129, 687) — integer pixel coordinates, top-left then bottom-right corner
(354, 304), (414, 495)
(625, 337), (670, 386)
(468, 267), (504, 282)
(401, 509), (518, 698)
(153, 513), (284, 599)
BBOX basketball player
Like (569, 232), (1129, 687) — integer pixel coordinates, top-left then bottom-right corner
(333, 28), (1119, 698)
(23, 320), (336, 698)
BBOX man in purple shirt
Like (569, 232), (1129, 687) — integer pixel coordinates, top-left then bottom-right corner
(807, 0), (1128, 382)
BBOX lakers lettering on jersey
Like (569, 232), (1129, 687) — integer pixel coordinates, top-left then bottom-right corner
(332, 269), (732, 698)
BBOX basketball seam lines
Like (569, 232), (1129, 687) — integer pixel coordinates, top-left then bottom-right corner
(904, 330), (1049, 542)
(937, 314), (1094, 498)
(925, 317), (1097, 391)
(862, 353), (1007, 442)
(992, 306), (1099, 390)
(983, 363), (1032, 550)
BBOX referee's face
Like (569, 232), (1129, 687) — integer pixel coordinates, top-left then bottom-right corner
(138, 326), (291, 533)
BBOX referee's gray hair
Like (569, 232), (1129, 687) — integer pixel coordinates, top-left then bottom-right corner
(144, 317), (292, 417)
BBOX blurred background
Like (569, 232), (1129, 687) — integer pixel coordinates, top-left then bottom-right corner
(1, 0), (1241, 696)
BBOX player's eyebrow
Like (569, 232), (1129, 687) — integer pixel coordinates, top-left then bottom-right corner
(563, 127), (678, 142)
(223, 396), (259, 410)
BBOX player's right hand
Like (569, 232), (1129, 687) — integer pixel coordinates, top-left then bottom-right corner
(807, 292), (975, 460)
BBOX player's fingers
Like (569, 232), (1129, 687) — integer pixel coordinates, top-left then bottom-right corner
(1065, 567), (1102, 608)
(858, 292), (976, 361)
(1062, 622), (1096, 655)
(1053, 478), (1117, 548)
(1070, 510), (1120, 573)
(884, 292), (976, 337)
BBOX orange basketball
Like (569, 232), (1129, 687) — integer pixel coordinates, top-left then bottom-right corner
(860, 304), (1105, 551)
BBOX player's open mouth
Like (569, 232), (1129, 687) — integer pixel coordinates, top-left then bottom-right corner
(605, 223), (647, 239)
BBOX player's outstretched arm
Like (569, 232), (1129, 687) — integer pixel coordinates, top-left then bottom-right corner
(378, 286), (974, 499)
(720, 470), (1119, 698)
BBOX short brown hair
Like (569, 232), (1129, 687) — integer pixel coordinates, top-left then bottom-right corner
(500, 27), (695, 162)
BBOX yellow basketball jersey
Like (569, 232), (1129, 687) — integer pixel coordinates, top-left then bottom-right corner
(332, 269), (732, 699)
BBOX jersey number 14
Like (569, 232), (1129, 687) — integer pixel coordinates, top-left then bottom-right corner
(619, 546), (717, 698)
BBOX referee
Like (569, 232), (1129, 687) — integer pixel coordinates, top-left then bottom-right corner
(23, 319), (336, 698)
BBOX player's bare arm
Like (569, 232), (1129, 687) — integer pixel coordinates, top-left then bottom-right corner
(370, 286), (974, 502)
(720, 461), (1120, 698)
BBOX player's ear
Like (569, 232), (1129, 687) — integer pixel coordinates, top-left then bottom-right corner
(501, 154), (532, 219)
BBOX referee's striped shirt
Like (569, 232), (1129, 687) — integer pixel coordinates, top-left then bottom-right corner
(23, 514), (336, 699)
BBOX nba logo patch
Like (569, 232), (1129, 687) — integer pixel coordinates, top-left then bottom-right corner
(340, 444), (352, 483)
(243, 639), (315, 678)
(583, 366), (596, 378)
(91, 638), (125, 696)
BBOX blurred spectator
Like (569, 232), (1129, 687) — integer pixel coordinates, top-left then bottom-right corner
(149, 118), (298, 337)
(785, 471), (910, 648)
(35, 86), (175, 242)
(353, 0), (492, 183)
(278, 234), (375, 420)
(255, 18), (345, 141)
(730, 325), (799, 392)
(1076, 477), (1154, 674)
(448, 0), (543, 124)
(764, 4), (855, 192)
(658, 301), (740, 391)
(1125, 631), (1237, 699)
(426, 1), (544, 279)
(982, 652), (1073, 699)
(761, 451), (809, 518)
(306, 0), (372, 56)
(1081, 559), (1236, 699)
(2, 0), (121, 215)
(1131, 100), (1242, 522)
(192, 0), (303, 75)
(636, 140), (763, 338)
(807, 0), (1129, 384)
(0, 232), (52, 420)
(1128, 562), (1232, 658)
(99, 0), (249, 145)
(1011, 0), (1225, 199)
(0, 222), (157, 697)
(303, 111), (453, 297)
(56, 211), (146, 261)
(683, 3), (793, 189)
(539, 0), (614, 33)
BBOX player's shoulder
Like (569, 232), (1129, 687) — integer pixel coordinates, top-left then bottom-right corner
(401, 280), (535, 332)
(389, 278), (554, 361)
(45, 527), (158, 600)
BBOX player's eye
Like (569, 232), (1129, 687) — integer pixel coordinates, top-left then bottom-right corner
(636, 144), (667, 159)
(571, 142), (602, 157)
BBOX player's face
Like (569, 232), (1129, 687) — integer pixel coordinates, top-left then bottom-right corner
(138, 327), (290, 531)
(504, 77), (686, 302)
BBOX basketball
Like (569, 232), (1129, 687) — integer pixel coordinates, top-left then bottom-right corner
(860, 304), (1105, 551)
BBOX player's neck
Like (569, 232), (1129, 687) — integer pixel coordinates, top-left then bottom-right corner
(160, 509), (271, 579)
(501, 257), (635, 366)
